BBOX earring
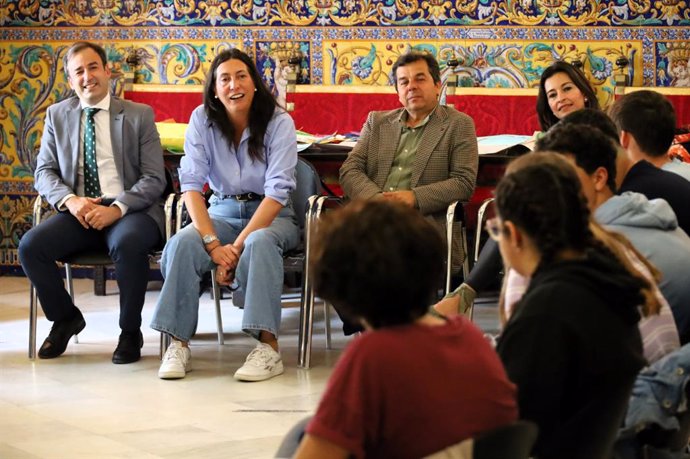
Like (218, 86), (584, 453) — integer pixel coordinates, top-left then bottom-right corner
(254, 88), (257, 92)
(215, 94), (218, 99)
(584, 97), (588, 102)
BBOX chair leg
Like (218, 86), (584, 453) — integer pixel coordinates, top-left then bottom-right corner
(298, 283), (316, 369)
(461, 226), (470, 281)
(29, 284), (38, 360)
(445, 203), (459, 295)
(160, 332), (171, 359)
(210, 268), (224, 345)
(298, 196), (322, 369)
(64, 263), (79, 344)
(475, 198), (495, 264)
(93, 266), (106, 296)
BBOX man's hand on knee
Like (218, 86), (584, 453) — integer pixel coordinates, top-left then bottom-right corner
(84, 204), (122, 230)
(65, 196), (103, 229)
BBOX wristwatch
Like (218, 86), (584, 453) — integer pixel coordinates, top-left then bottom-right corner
(202, 234), (219, 245)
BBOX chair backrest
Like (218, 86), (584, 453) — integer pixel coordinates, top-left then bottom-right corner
(292, 157), (322, 230)
(473, 420), (538, 459)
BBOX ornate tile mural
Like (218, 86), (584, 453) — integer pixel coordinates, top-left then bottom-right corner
(657, 41), (690, 86)
(323, 39), (642, 107)
(1, 0), (689, 26)
(0, 1), (689, 270)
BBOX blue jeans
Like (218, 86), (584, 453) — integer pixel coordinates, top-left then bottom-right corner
(275, 417), (311, 458)
(150, 196), (300, 341)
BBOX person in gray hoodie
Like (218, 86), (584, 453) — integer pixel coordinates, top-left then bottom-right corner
(537, 118), (690, 343)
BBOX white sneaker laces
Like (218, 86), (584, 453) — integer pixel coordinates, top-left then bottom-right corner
(164, 346), (186, 363)
(246, 345), (276, 366)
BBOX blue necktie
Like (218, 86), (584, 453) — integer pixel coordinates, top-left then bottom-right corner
(83, 107), (101, 198)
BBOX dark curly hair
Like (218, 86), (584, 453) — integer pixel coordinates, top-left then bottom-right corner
(203, 48), (279, 163)
(310, 200), (444, 329)
(536, 61), (599, 131)
(497, 158), (594, 267)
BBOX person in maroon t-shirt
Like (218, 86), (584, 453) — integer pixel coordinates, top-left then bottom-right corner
(287, 200), (517, 459)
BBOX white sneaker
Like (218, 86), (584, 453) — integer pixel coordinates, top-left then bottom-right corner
(158, 340), (191, 380)
(233, 342), (284, 382)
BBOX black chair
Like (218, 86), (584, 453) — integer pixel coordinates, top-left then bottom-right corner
(424, 420), (538, 459)
(160, 157), (328, 357)
(28, 192), (177, 359)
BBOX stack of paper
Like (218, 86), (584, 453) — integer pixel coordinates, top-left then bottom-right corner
(477, 134), (535, 155)
(296, 130), (360, 151)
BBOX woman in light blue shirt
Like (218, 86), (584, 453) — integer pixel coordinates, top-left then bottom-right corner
(152, 49), (300, 382)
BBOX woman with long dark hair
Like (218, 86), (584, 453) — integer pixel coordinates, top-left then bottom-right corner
(151, 49), (300, 382)
(493, 156), (646, 458)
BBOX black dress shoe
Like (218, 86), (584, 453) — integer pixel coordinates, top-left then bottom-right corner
(112, 330), (143, 364)
(38, 309), (86, 359)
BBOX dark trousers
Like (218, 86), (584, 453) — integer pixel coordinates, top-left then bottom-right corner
(465, 238), (503, 292)
(19, 211), (161, 332)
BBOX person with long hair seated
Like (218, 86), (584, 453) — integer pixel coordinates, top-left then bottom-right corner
(280, 200), (517, 459)
(492, 155), (647, 458)
(437, 60), (599, 316)
(151, 49), (300, 381)
(499, 151), (679, 365)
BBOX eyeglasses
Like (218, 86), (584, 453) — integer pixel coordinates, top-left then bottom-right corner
(485, 217), (504, 241)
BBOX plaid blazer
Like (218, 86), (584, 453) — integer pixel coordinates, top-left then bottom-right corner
(340, 104), (479, 272)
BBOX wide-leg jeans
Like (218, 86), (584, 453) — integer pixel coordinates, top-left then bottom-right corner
(150, 196), (300, 341)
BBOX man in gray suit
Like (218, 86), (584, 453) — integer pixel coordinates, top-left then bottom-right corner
(340, 51), (478, 271)
(19, 41), (166, 364)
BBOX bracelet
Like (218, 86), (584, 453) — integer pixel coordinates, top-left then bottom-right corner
(428, 307), (448, 321)
(206, 243), (221, 254)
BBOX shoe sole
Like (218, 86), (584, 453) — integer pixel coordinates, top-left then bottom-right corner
(112, 354), (141, 364)
(233, 363), (284, 382)
(158, 370), (187, 379)
(159, 363), (191, 380)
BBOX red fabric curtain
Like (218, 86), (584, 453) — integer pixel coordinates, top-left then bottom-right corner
(123, 90), (202, 123)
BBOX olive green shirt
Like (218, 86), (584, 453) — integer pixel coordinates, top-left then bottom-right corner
(382, 111), (432, 192)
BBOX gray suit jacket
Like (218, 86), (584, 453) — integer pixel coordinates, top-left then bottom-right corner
(340, 105), (478, 271)
(34, 96), (166, 236)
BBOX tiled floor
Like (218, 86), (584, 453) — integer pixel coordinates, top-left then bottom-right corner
(0, 275), (500, 459)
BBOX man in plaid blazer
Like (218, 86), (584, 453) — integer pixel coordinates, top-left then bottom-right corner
(340, 51), (479, 275)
